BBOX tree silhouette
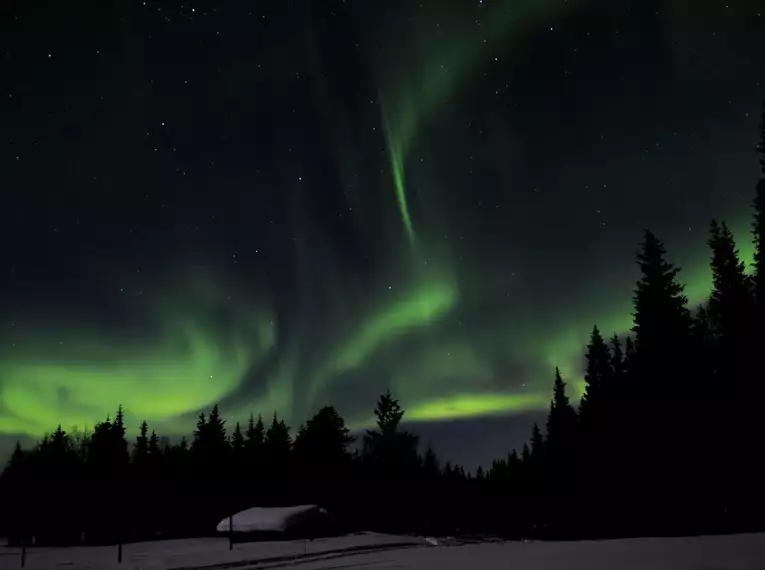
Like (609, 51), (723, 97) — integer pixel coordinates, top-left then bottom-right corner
(754, 98), (765, 310)
(580, 326), (611, 439)
(231, 421), (245, 467)
(133, 420), (149, 464)
(264, 413), (292, 505)
(631, 230), (692, 513)
(245, 412), (266, 451)
(294, 406), (353, 478)
(363, 391), (419, 531)
(294, 406), (354, 514)
(632, 230), (692, 374)
(708, 220), (754, 348)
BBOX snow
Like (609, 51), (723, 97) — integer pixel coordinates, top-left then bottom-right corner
(215, 504), (321, 533)
(1, 531), (763, 570)
(0, 531), (424, 570)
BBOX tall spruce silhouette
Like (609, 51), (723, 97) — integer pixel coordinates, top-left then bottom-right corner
(544, 369), (578, 527)
(264, 413), (292, 505)
(580, 326), (611, 442)
(363, 391), (419, 531)
(294, 406), (354, 513)
(754, 98), (765, 310)
(579, 326), (614, 530)
(631, 230), (692, 509)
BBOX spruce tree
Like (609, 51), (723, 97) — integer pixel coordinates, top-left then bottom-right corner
(294, 405), (353, 476)
(133, 420), (149, 464)
(372, 391), (405, 437)
(632, 230), (692, 378)
(632, 230), (692, 504)
(708, 220), (754, 342)
(708, 221), (759, 503)
(192, 412), (207, 451)
(580, 326), (611, 438)
(543, 369), (578, 532)
(363, 391), (419, 531)
(631, 230), (692, 413)
(708, 220), (755, 397)
(231, 421), (245, 455)
(754, 98), (765, 310)
(579, 327), (614, 520)
(148, 430), (161, 458)
(521, 442), (531, 464)
(245, 413), (266, 452)
(363, 390), (418, 470)
(206, 405), (228, 449)
(293, 406), (354, 507)
(752, 99), (765, 504)
(421, 447), (441, 480)
(530, 422), (544, 465)
(545, 369), (578, 468)
(609, 334), (624, 377)
(690, 306), (714, 352)
(623, 336), (636, 377)
(262, 413), (292, 503)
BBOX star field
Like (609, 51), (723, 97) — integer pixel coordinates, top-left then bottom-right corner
(1, 0), (764, 466)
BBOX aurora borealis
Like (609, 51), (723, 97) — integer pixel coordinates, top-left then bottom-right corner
(2, 0), (764, 465)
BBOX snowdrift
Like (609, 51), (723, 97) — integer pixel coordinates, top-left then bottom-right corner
(216, 505), (329, 536)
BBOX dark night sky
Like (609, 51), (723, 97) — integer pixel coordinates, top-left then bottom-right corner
(1, 0), (764, 468)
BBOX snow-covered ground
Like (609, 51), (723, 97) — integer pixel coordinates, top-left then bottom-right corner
(0, 532), (422, 570)
(0, 531), (763, 570)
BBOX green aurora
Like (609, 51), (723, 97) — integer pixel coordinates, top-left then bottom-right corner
(0, 224), (755, 438)
(378, 0), (571, 245)
(0, 0), (760, 440)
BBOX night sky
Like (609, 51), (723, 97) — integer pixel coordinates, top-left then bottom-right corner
(1, 0), (764, 468)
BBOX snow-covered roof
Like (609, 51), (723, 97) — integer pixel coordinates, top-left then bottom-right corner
(216, 505), (321, 533)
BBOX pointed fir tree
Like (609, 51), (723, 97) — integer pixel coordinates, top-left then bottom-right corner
(246, 413), (266, 448)
(609, 334), (624, 378)
(521, 442), (531, 464)
(545, 368), (578, 465)
(580, 326), (611, 437)
(148, 430), (161, 458)
(421, 447), (441, 480)
(192, 412), (207, 451)
(113, 405), (125, 438)
(632, 231), (694, 495)
(8, 441), (24, 468)
(133, 420), (149, 464)
(632, 230), (692, 378)
(263, 413), (292, 491)
(206, 404), (228, 448)
(363, 387), (419, 526)
(231, 421), (245, 455)
(579, 327), (614, 502)
(754, 98), (765, 311)
(293, 405), (353, 478)
(530, 422), (544, 464)
(708, 220), (755, 345)
(363, 390), (418, 466)
(623, 335), (637, 376)
(631, 226), (692, 461)
(372, 390), (405, 437)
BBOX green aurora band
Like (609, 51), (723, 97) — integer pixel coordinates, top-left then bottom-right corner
(0, 225), (755, 438)
(0, 1), (759, 440)
(379, 0), (571, 244)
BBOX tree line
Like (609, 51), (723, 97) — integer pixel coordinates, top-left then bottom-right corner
(1, 99), (765, 545)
